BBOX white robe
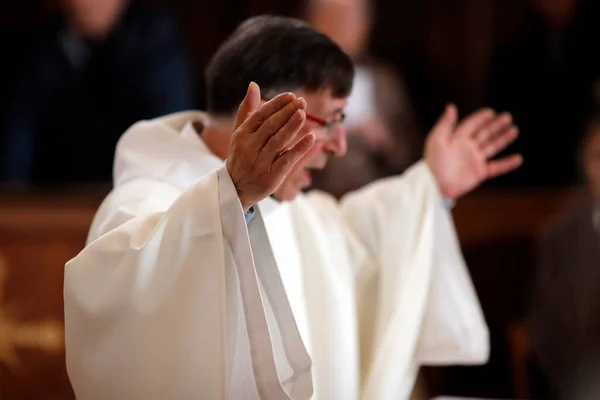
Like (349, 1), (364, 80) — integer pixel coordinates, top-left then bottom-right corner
(64, 111), (489, 400)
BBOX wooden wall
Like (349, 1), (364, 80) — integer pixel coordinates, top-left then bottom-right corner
(0, 189), (103, 399)
(0, 186), (583, 398)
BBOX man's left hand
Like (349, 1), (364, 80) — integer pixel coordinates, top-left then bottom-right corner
(424, 104), (523, 200)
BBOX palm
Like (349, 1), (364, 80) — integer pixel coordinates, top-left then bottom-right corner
(425, 105), (522, 200)
(434, 140), (487, 196)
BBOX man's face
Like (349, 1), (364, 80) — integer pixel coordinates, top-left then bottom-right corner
(584, 129), (600, 201)
(272, 89), (348, 201)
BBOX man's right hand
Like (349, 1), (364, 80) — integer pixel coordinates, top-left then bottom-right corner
(227, 82), (315, 211)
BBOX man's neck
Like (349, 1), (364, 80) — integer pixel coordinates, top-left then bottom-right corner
(196, 115), (233, 161)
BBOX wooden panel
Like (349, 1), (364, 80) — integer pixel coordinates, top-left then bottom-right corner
(454, 188), (582, 246)
(0, 186), (583, 398)
(0, 188), (106, 399)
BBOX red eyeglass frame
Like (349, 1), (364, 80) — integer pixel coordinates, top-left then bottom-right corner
(305, 113), (328, 126)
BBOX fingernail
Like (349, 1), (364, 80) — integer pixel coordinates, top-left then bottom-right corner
(296, 97), (307, 108)
(295, 109), (305, 120)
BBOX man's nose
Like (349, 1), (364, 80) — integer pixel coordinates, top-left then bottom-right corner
(322, 124), (347, 157)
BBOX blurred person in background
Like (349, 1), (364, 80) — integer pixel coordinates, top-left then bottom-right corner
(529, 113), (600, 400)
(486, 0), (600, 187)
(306, 0), (421, 198)
(0, 0), (194, 185)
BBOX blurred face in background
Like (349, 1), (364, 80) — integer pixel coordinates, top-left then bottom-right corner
(530, 0), (578, 30)
(307, 0), (371, 59)
(61, 0), (128, 39)
(583, 127), (600, 202)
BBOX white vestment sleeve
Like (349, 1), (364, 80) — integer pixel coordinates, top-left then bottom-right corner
(340, 160), (489, 399)
(64, 166), (244, 399)
(415, 206), (490, 365)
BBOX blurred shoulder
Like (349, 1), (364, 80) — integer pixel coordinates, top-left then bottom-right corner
(359, 56), (405, 88)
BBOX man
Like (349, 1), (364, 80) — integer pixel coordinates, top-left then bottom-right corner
(529, 114), (600, 400)
(1, 0), (193, 184)
(64, 16), (522, 399)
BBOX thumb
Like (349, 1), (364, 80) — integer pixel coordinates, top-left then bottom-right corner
(431, 103), (458, 141)
(234, 82), (261, 131)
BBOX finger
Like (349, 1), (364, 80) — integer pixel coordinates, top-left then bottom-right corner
(271, 133), (316, 175)
(238, 91), (297, 134)
(258, 99), (307, 151)
(234, 82), (261, 131)
(473, 113), (513, 146)
(486, 154), (523, 178)
(481, 126), (519, 159)
(430, 103), (458, 141)
(455, 108), (496, 140)
(286, 123), (312, 150)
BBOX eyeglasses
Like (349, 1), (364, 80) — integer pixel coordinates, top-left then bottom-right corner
(305, 113), (345, 139)
(261, 96), (345, 139)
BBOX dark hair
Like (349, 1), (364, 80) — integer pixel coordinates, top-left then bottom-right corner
(205, 15), (354, 115)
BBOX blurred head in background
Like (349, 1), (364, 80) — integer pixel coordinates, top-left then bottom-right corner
(305, 0), (371, 60)
(581, 115), (600, 202)
(60, 0), (128, 39)
(530, 0), (579, 31)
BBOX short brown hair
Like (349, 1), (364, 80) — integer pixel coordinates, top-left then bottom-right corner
(205, 15), (354, 115)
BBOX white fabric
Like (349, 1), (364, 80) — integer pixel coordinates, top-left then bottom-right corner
(64, 111), (489, 400)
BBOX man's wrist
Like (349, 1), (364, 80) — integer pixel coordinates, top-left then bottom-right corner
(239, 195), (254, 213)
(233, 185), (253, 212)
(424, 157), (456, 200)
(225, 160), (254, 213)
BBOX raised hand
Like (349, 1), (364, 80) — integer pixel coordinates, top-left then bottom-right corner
(424, 104), (523, 200)
(227, 82), (315, 211)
